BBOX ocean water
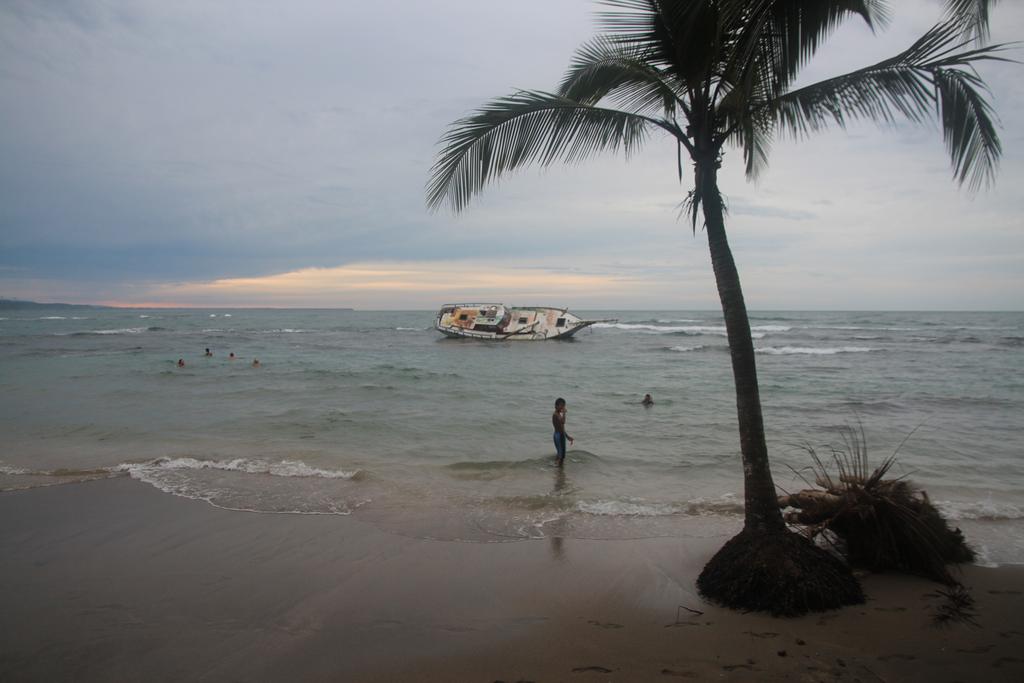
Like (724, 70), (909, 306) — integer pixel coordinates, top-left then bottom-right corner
(1, 309), (1022, 563)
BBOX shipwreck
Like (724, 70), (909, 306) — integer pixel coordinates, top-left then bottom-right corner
(434, 303), (611, 341)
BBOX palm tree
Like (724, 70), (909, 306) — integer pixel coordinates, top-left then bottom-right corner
(427, 0), (1007, 615)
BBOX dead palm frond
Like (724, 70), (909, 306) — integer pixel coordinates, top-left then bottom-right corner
(779, 425), (975, 586)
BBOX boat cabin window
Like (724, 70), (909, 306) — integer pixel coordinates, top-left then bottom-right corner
(479, 310), (488, 316)
(518, 317), (528, 324)
(459, 313), (468, 321)
(556, 318), (566, 328)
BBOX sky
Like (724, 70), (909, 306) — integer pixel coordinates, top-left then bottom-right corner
(1, 0), (1021, 310)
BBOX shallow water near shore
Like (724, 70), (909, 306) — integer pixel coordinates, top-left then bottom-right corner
(1, 308), (1022, 561)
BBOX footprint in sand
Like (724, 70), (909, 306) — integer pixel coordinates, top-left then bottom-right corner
(660, 669), (698, 678)
(572, 666), (614, 673)
(722, 659), (757, 672)
(878, 654), (917, 662)
(999, 630), (1023, 638)
(988, 590), (1023, 596)
(956, 645), (994, 654)
(993, 657), (1024, 668)
(742, 631), (779, 639)
(874, 606), (908, 612)
(587, 620), (624, 629)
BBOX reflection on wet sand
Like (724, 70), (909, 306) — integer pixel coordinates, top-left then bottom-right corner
(549, 465), (568, 560)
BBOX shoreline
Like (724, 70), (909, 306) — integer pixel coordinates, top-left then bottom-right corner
(2, 477), (1023, 682)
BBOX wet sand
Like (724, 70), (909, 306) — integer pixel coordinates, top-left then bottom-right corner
(2, 476), (1023, 682)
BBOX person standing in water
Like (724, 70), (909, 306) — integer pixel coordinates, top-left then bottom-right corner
(552, 397), (574, 466)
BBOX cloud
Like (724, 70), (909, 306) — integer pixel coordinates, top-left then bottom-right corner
(130, 260), (649, 309)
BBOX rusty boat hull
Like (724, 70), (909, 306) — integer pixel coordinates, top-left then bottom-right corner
(434, 303), (611, 341)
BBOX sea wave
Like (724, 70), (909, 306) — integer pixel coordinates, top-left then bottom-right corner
(936, 499), (1024, 521)
(595, 322), (769, 339)
(805, 325), (918, 331)
(668, 344), (705, 353)
(70, 327), (148, 336)
(576, 493), (743, 518)
(112, 457), (367, 514)
(756, 346), (877, 355)
(395, 327), (425, 331)
(117, 457), (361, 480)
(577, 499), (678, 517)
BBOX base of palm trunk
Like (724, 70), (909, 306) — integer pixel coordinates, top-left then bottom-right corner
(697, 528), (864, 616)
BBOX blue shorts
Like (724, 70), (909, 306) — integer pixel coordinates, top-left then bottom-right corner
(553, 431), (567, 460)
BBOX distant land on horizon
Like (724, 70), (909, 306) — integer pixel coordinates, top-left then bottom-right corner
(0, 298), (113, 310)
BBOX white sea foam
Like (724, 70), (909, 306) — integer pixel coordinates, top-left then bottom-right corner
(395, 327), (424, 331)
(668, 344), (705, 352)
(117, 457), (361, 480)
(576, 493), (743, 518)
(595, 322), (768, 339)
(38, 316), (66, 320)
(656, 318), (700, 324)
(577, 499), (679, 517)
(936, 499), (1024, 521)
(681, 493), (744, 516)
(113, 458), (366, 515)
(806, 325), (918, 331)
(224, 314), (232, 317)
(259, 328), (309, 334)
(209, 314), (217, 317)
(90, 327), (146, 335)
(756, 345), (877, 355)
(0, 464), (31, 475)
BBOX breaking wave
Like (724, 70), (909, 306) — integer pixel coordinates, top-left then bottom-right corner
(69, 327), (147, 336)
(668, 344), (705, 353)
(756, 346), (878, 355)
(115, 457), (368, 515)
(576, 494), (742, 518)
(595, 322), (770, 339)
(117, 457), (362, 480)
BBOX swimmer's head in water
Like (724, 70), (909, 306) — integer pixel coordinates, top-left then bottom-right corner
(554, 397), (565, 409)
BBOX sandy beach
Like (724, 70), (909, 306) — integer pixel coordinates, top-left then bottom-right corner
(1, 476), (1022, 682)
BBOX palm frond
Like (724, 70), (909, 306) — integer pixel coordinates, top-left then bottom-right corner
(933, 59), (1002, 191)
(427, 91), (655, 212)
(559, 35), (686, 118)
(720, 0), (887, 104)
(597, 0), (722, 87)
(769, 18), (1010, 190)
(944, 0), (999, 41)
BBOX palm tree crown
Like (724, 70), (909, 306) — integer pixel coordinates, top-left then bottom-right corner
(428, 0), (1006, 212)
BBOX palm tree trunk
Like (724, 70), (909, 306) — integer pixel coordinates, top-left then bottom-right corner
(696, 161), (786, 534)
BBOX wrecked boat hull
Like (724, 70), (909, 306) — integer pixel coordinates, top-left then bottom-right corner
(434, 303), (611, 341)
